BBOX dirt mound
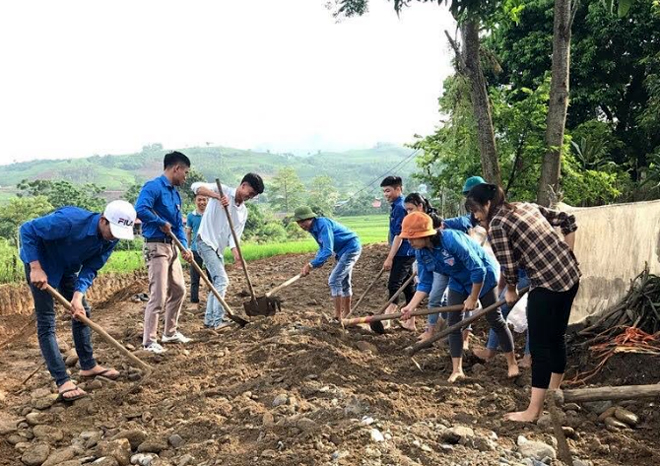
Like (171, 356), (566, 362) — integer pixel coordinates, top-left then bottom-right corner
(1, 244), (659, 466)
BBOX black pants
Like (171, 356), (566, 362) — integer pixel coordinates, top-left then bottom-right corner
(447, 287), (513, 358)
(189, 251), (211, 303)
(527, 282), (580, 389)
(388, 256), (415, 305)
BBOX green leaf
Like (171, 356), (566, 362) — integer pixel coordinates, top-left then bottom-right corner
(618, 0), (632, 17)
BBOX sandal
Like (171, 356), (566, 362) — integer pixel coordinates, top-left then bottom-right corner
(56, 387), (88, 403)
(79, 368), (120, 381)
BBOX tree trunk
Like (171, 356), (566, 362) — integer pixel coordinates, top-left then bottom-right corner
(461, 21), (501, 186)
(538, 0), (572, 206)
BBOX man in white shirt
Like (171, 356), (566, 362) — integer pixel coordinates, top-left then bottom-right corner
(191, 173), (264, 329)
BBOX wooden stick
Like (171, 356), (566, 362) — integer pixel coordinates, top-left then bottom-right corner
(409, 287), (530, 355)
(559, 384), (660, 403)
(266, 274), (302, 297)
(375, 271), (417, 315)
(342, 303), (464, 327)
(45, 285), (152, 374)
(548, 389), (573, 465)
(351, 268), (385, 314)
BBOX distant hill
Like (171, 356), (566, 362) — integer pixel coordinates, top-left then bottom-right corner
(0, 143), (420, 200)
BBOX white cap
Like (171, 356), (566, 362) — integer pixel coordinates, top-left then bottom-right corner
(103, 200), (136, 240)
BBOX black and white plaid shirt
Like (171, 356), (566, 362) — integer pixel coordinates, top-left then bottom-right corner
(489, 202), (580, 292)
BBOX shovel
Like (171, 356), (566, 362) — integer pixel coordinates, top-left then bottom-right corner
(349, 267), (385, 316)
(45, 285), (152, 375)
(215, 179), (278, 317)
(342, 303), (464, 330)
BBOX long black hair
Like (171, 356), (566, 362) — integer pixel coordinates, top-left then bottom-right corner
(464, 183), (513, 223)
(404, 193), (442, 229)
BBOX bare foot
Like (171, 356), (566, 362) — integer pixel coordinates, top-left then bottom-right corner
(447, 371), (466, 383)
(519, 354), (532, 369)
(473, 347), (495, 362)
(504, 409), (540, 422)
(417, 329), (434, 342)
(507, 364), (520, 379)
(398, 318), (416, 332)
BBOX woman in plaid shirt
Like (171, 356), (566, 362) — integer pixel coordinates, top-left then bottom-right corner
(465, 184), (580, 423)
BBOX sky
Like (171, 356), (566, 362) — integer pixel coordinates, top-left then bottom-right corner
(0, 1), (456, 164)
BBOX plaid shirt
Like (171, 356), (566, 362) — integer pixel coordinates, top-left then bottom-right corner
(489, 202), (580, 292)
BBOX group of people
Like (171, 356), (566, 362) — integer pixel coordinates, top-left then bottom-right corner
(19, 151), (580, 423)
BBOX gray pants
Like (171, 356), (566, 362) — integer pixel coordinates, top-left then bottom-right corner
(446, 287), (513, 358)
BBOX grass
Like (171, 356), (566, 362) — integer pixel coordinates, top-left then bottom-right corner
(0, 214), (390, 282)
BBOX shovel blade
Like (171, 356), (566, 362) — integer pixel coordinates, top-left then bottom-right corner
(243, 296), (280, 317)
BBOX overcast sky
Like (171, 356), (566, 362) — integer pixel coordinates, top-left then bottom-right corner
(0, 1), (456, 164)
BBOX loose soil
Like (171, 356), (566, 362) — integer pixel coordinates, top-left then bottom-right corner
(1, 244), (658, 466)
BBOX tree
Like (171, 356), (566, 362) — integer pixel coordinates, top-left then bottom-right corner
(122, 183), (143, 204)
(180, 168), (207, 206)
(308, 176), (340, 216)
(16, 179), (106, 212)
(269, 167), (306, 213)
(0, 196), (53, 245)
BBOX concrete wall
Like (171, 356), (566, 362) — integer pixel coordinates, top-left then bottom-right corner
(560, 200), (660, 323)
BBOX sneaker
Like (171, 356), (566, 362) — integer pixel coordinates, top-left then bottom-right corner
(161, 331), (192, 344)
(144, 342), (167, 354)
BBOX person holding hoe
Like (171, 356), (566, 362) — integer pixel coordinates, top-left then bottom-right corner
(399, 211), (519, 383)
(295, 206), (362, 320)
(20, 200), (137, 401)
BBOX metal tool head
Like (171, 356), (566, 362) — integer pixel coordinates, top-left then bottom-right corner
(243, 296), (281, 317)
(368, 313), (386, 335)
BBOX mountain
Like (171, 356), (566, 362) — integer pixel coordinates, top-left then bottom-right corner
(0, 143), (419, 200)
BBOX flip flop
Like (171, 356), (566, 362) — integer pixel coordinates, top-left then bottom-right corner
(79, 368), (120, 381)
(56, 387), (88, 403)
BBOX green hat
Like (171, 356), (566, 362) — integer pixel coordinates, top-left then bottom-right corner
(462, 176), (486, 195)
(293, 206), (317, 221)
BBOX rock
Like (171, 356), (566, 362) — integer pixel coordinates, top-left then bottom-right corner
(343, 398), (365, 417)
(137, 439), (168, 454)
(168, 434), (184, 449)
(113, 430), (148, 450)
(583, 401), (612, 415)
(57, 462), (83, 466)
(597, 406), (618, 422)
(21, 443), (50, 466)
(296, 418), (318, 433)
(175, 454), (194, 466)
(261, 449), (277, 458)
(473, 436), (497, 452)
(536, 415), (553, 432)
(604, 417), (629, 431)
(42, 447), (75, 466)
(614, 407), (639, 427)
(262, 412), (274, 427)
(472, 363), (486, 375)
(573, 459), (591, 466)
(87, 380), (103, 391)
(563, 426), (577, 439)
(81, 430), (102, 448)
(92, 458), (120, 466)
(440, 426), (474, 444)
(98, 439), (132, 466)
(65, 354), (79, 368)
(131, 453), (158, 466)
(15, 442), (32, 454)
(564, 403), (581, 412)
(31, 388), (52, 399)
(125, 344), (136, 351)
(370, 429), (384, 442)
(33, 396), (58, 411)
(8, 434), (25, 445)
(355, 341), (378, 355)
(26, 412), (55, 426)
(331, 450), (349, 460)
(58, 341), (71, 353)
(272, 394), (288, 407)
(33, 425), (65, 443)
(0, 416), (19, 435)
(517, 439), (556, 461)
(128, 373), (142, 382)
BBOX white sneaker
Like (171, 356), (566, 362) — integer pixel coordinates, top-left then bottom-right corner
(161, 331), (192, 344)
(144, 342), (167, 354)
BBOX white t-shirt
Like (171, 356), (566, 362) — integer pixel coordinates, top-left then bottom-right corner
(191, 182), (248, 252)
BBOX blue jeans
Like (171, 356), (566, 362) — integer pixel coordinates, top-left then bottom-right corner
(427, 273), (448, 326)
(486, 274), (531, 355)
(25, 264), (96, 387)
(197, 238), (229, 327)
(328, 248), (362, 297)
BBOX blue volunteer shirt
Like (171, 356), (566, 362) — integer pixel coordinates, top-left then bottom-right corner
(415, 229), (498, 297)
(390, 195), (412, 257)
(309, 217), (361, 268)
(135, 175), (187, 247)
(186, 211), (203, 251)
(443, 214), (477, 233)
(19, 207), (118, 293)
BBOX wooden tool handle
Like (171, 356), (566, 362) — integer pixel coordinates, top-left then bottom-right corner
(351, 267), (385, 314)
(342, 303), (465, 326)
(266, 274), (302, 297)
(45, 285), (152, 373)
(375, 271), (417, 315)
(215, 179), (257, 300)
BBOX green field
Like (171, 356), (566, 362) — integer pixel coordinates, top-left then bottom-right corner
(1, 215), (389, 283)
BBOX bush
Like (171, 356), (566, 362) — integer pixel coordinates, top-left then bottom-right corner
(285, 221), (308, 241)
(253, 222), (288, 244)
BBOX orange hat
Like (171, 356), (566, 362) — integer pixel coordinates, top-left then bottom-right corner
(400, 212), (437, 239)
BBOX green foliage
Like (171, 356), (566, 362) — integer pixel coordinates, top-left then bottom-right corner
(308, 175), (339, 217)
(269, 167), (306, 213)
(0, 196), (53, 245)
(0, 238), (22, 284)
(16, 179), (106, 212)
(122, 183), (142, 204)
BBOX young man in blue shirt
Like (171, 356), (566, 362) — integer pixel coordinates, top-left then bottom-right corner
(135, 151), (194, 354)
(20, 200), (137, 402)
(296, 206), (362, 320)
(380, 176), (415, 330)
(185, 192), (209, 305)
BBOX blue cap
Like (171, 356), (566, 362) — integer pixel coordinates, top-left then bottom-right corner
(462, 176), (486, 195)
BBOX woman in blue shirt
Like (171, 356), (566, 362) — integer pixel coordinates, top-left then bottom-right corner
(295, 206), (362, 320)
(400, 212), (519, 383)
